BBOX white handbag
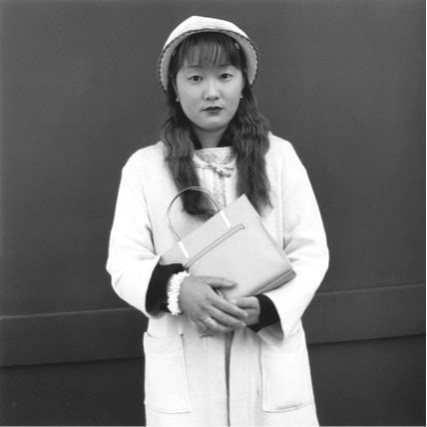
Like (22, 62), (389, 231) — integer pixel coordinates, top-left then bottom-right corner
(161, 187), (295, 299)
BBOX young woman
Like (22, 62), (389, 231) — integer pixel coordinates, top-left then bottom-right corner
(107, 16), (329, 426)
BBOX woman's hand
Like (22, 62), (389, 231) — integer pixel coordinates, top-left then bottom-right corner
(232, 297), (261, 326)
(179, 276), (248, 337)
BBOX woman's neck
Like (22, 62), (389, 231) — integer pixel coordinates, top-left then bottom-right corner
(192, 127), (225, 149)
(191, 130), (232, 150)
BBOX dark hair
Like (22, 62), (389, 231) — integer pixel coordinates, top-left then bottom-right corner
(161, 32), (272, 217)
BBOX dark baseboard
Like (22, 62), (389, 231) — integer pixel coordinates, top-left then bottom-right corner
(0, 282), (425, 366)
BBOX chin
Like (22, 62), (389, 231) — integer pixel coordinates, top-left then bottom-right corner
(201, 120), (230, 132)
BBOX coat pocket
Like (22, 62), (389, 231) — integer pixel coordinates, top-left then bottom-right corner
(261, 328), (313, 412)
(143, 333), (191, 413)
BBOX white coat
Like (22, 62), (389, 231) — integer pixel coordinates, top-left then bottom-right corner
(106, 134), (329, 426)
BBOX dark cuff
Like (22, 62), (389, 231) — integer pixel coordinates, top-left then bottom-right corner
(248, 294), (280, 332)
(145, 263), (185, 314)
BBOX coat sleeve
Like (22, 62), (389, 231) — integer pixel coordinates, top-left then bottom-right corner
(106, 155), (161, 317)
(262, 143), (329, 340)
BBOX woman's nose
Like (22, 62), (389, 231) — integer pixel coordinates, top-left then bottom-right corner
(204, 78), (220, 100)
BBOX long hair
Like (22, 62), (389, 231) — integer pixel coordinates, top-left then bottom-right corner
(161, 32), (272, 217)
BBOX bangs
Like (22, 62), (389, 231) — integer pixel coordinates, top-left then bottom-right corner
(171, 32), (246, 73)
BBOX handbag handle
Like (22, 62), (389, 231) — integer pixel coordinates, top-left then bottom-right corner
(167, 186), (230, 242)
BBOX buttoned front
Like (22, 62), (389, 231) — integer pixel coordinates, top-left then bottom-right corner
(106, 134), (329, 426)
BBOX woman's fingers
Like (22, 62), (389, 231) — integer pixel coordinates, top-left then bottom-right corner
(208, 306), (246, 329)
(205, 276), (236, 289)
(211, 293), (248, 321)
(232, 296), (258, 309)
(203, 316), (230, 333)
(179, 275), (250, 336)
(233, 296), (261, 326)
(201, 276), (248, 320)
(198, 315), (236, 336)
(196, 317), (220, 338)
(197, 318), (215, 338)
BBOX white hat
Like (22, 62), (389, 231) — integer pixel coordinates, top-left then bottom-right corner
(158, 16), (259, 92)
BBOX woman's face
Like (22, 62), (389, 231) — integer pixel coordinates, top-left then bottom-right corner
(175, 60), (244, 146)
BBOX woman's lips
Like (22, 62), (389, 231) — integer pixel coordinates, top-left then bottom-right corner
(203, 106), (223, 115)
(203, 106), (222, 111)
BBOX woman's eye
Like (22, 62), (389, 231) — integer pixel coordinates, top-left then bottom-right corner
(220, 73), (233, 80)
(188, 75), (202, 82)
